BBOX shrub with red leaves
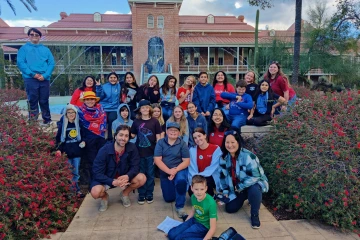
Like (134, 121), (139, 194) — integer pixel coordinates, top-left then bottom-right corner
(257, 86), (360, 231)
(0, 89), (81, 240)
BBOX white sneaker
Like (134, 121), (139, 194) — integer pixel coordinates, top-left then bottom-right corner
(99, 193), (109, 212)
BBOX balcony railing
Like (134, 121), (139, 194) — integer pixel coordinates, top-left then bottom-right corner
(179, 65), (250, 72)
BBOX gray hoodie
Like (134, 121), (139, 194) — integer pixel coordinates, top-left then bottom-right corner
(112, 103), (136, 143)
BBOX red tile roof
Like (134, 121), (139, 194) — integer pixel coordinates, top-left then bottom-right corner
(179, 36), (272, 45)
(9, 34), (132, 43)
(0, 18), (9, 27)
(2, 45), (18, 53)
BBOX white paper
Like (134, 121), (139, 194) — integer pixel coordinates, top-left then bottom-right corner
(157, 216), (183, 234)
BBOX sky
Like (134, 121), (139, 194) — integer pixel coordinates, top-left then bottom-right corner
(1, 0), (337, 30)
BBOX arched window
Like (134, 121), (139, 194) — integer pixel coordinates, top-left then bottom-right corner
(94, 12), (102, 22)
(147, 15), (154, 28)
(207, 14), (214, 24)
(157, 15), (164, 29)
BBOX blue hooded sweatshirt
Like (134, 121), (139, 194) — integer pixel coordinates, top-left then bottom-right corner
(192, 83), (216, 114)
(111, 103), (136, 143)
(220, 92), (253, 116)
(96, 82), (121, 112)
(17, 42), (55, 80)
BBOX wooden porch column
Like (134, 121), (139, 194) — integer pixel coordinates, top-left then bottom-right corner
(207, 47), (210, 71)
(100, 46), (103, 73)
(236, 46), (239, 80)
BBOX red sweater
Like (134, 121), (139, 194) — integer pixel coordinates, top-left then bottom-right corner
(70, 87), (94, 107)
(214, 83), (235, 104)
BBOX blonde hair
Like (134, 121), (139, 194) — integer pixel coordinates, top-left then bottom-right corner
(136, 105), (153, 119)
(183, 75), (196, 88)
(168, 106), (188, 136)
(151, 103), (165, 126)
(245, 70), (257, 84)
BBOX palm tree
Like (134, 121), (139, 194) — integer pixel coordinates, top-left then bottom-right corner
(291, 0), (302, 85)
(1, 0), (37, 15)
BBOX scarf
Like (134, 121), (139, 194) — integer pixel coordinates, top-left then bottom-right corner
(256, 92), (268, 114)
(78, 103), (107, 137)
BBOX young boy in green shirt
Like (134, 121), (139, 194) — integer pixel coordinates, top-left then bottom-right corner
(168, 175), (217, 240)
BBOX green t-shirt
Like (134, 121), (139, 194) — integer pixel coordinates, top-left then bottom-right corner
(191, 193), (218, 229)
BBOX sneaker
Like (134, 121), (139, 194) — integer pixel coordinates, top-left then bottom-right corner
(176, 208), (187, 218)
(137, 197), (145, 205)
(76, 191), (85, 198)
(39, 121), (51, 127)
(120, 193), (131, 208)
(99, 193), (109, 212)
(146, 196), (154, 204)
(251, 214), (261, 229)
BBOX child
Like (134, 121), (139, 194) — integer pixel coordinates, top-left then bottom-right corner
(55, 104), (86, 198)
(192, 72), (216, 121)
(220, 80), (253, 131)
(112, 103), (136, 142)
(245, 71), (258, 99)
(166, 106), (189, 145)
(186, 102), (208, 147)
(136, 75), (160, 104)
(131, 99), (162, 204)
(120, 72), (139, 120)
(152, 103), (166, 139)
(177, 75), (195, 111)
(160, 75), (177, 122)
(168, 175), (217, 240)
(212, 71), (235, 108)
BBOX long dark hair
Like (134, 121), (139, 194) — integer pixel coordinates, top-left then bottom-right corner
(208, 108), (231, 133)
(142, 75), (160, 95)
(264, 61), (291, 87)
(213, 71), (229, 91)
(121, 72), (139, 95)
(79, 75), (96, 92)
(107, 72), (119, 82)
(221, 130), (242, 159)
(253, 80), (275, 101)
(161, 75), (177, 96)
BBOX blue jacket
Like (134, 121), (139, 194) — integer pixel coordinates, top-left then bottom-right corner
(96, 83), (121, 112)
(92, 141), (140, 187)
(187, 114), (208, 147)
(220, 92), (253, 116)
(192, 83), (216, 114)
(112, 103), (136, 143)
(17, 42), (55, 80)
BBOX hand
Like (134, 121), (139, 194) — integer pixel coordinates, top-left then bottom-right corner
(247, 114), (253, 120)
(236, 96), (242, 102)
(180, 92), (185, 97)
(117, 175), (129, 186)
(201, 112), (206, 116)
(55, 150), (61, 157)
(153, 90), (159, 95)
(95, 79), (101, 86)
(225, 104), (230, 110)
(34, 73), (41, 80)
(185, 90), (190, 96)
(271, 108), (275, 117)
(205, 111), (210, 116)
(79, 141), (86, 148)
(38, 74), (44, 81)
(168, 168), (178, 176)
(168, 174), (175, 181)
(281, 105), (287, 111)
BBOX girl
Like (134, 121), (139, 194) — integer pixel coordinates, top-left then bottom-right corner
(166, 106), (189, 145)
(188, 128), (222, 197)
(186, 102), (208, 147)
(160, 75), (177, 122)
(70, 76), (96, 107)
(111, 103), (136, 143)
(212, 71), (235, 108)
(136, 75), (160, 104)
(177, 75), (195, 111)
(130, 99), (162, 204)
(208, 108), (231, 147)
(192, 72), (216, 121)
(96, 72), (121, 141)
(245, 71), (258, 99)
(247, 80), (286, 126)
(151, 103), (165, 139)
(120, 72), (139, 120)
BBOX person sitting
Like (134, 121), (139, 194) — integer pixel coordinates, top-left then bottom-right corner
(212, 71), (235, 109)
(166, 106), (190, 145)
(208, 108), (231, 147)
(186, 102), (207, 147)
(136, 75), (160, 104)
(70, 76), (96, 107)
(112, 103), (135, 143)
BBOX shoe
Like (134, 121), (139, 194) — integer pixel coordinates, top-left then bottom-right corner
(39, 121), (51, 127)
(76, 191), (85, 198)
(251, 214), (261, 229)
(176, 208), (187, 218)
(137, 197), (145, 205)
(120, 193), (131, 208)
(99, 193), (109, 212)
(146, 196), (154, 204)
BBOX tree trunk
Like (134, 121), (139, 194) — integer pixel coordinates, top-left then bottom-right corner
(292, 0), (302, 85)
(254, 9), (260, 76)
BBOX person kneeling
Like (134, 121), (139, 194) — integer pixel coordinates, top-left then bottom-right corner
(90, 125), (146, 211)
(168, 175), (217, 240)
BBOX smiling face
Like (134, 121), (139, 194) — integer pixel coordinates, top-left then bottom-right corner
(216, 72), (225, 83)
(199, 74), (208, 86)
(85, 77), (94, 88)
(152, 107), (161, 119)
(84, 98), (96, 108)
(212, 109), (224, 126)
(168, 79), (176, 88)
(191, 182), (207, 201)
(193, 132), (207, 148)
(66, 110), (76, 122)
(225, 135), (239, 156)
(108, 74), (118, 85)
(173, 107), (183, 120)
(185, 76), (194, 87)
(260, 81), (270, 93)
(245, 72), (255, 84)
(236, 87), (246, 96)
(140, 105), (150, 117)
(166, 127), (180, 140)
(269, 64), (279, 76)
(187, 103), (197, 115)
(120, 108), (129, 119)
(114, 129), (130, 148)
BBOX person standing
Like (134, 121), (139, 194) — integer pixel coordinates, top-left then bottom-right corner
(17, 28), (55, 125)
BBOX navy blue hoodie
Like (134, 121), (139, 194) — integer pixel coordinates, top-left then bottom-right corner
(192, 83), (216, 114)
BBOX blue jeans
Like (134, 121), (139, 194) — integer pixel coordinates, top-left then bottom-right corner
(68, 157), (81, 192)
(138, 156), (155, 198)
(161, 104), (174, 122)
(24, 78), (51, 123)
(226, 114), (247, 129)
(225, 183), (262, 215)
(168, 217), (208, 240)
(160, 168), (188, 209)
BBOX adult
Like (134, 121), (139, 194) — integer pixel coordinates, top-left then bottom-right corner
(219, 131), (269, 229)
(136, 75), (160, 104)
(188, 128), (222, 197)
(186, 102), (207, 147)
(244, 71), (258, 99)
(120, 72), (139, 120)
(208, 108), (231, 147)
(70, 76), (96, 107)
(96, 72), (121, 141)
(154, 122), (190, 218)
(17, 27), (55, 125)
(90, 125), (146, 211)
(212, 71), (235, 108)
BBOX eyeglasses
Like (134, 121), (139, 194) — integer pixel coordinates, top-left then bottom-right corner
(29, 33), (40, 37)
(67, 112), (76, 115)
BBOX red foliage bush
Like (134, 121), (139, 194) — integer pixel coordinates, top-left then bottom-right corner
(0, 89), (81, 240)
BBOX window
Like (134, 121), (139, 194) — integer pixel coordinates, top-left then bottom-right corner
(157, 15), (164, 29)
(233, 57), (238, 66)
(207, 15), (214, 24)
(111, 49), (117, 65)
(94, 12), (101, 22)
(184, 48), (191, 65)
(218, 48), (224, 65)
(194, 47), (200, 65)
(120, 48), (127, 65)
(147, 15), (154, 28)
(209, 48), (215, 66)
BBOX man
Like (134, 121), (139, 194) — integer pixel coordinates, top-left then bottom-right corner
(90, 125), (146, 211)
(154, 122), (190, 218)
(17, 27), (55, 125)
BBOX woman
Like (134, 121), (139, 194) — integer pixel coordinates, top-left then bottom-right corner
(212, 71), (235, 108)
(96, 72), (121, 141)
(120, 72), (139, 120)
(151, 103), (165, 139)
(264, 61), (296, 110)
(177, 75), (195, 111)
(208, 108), (231, 147)
(188, 128), (222, 197)
(186, 102), (207, 147)
(245, 71), (258, 99)
(160, 75), (177, 122)
(219, 131), (269, 229)
(247, 80), (286, 126)
(70, 76), (96, 107)
(136, 75), (160, 104)
(166, 106), (189, 145)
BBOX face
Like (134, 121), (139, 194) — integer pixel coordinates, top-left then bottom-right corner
(236, 87), (246, 96)
(114, 129), (130, 148)
(168, 79), (176, 88)
(225, 135), (239, 155)
(191, 182), (207, 200)
(140, 105), (150, 116)
(152, 107), (161, 119)
(187, 103), (197, 115)
(166, 128), (180, 139)
(85, 77), (94, 88)
(185, 77), (193, 87)
(108, 75), (118, 85)
(216, 72), (225, 83)
(269, 64), (279, 75)
(173, 107), (183, 120)
(199, 74), (208, 85)
(120, 108), (129, 119)
(245, 72), (255, 84)
(193, 132), (207, 147)
(149, 77), (157, 87)
(125, 74), (134, 84)
(29, 31), (40, 44)
(212, 109), (224, 126)
(260, 82), (270, 92)
(66, 110), (76, 121)
(84, 98), (96, 108)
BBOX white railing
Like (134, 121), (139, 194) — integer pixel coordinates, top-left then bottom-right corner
(4, 65), (134, 74)
(179, 65), (249, 72)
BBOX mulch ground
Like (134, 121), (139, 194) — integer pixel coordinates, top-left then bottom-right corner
(262, 194), (305, 221)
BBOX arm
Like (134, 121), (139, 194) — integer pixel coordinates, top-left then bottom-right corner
(220, 92), (237, 101)
(236, 94), (253, 110)
(192, 88), (202, 113)
(283, 90), (289, 102)
(203, 218), (217, 240)
(16, 46), (35, 77)
(42, 50), (55, 80)
(236, 153), (263, 192)
(154, 156), (171, 174)
(177, 88), (190, 104)
(185, 207), (195, 221)
(125, 145), (140, 181)
(248, 101), (256, 120)
(96, 84), (106, 99)
(70, 89), (80, 105)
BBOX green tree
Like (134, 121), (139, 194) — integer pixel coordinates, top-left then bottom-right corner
(1, 0), (37, 15)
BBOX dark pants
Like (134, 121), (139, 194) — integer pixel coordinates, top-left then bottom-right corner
(138, 155), (155, 198)
(106, 111), (117, 141)
(84, 137), (106, 184)
(225, 183), (262, 215)
(161, 102), (175, 122)
(24, 78), (51, 123)
(168, 217), (208, 240)
(246, 113), (272, 126)
(188, 176), (216, 197)
(160, 169), (188, 209)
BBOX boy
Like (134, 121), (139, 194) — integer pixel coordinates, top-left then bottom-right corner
(221, 80), (253, 130)
(167, 175), (217, 240)
(192, 72), (216, 121)
(112, 103), (136, 143)
(55, 104), (86, 198)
